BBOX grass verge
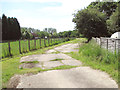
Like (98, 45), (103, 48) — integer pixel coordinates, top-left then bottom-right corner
(68, 39), (118, 83)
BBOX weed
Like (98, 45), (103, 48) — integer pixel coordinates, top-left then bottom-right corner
(21, 61), (39, 64)
(50, 58), (64, 61)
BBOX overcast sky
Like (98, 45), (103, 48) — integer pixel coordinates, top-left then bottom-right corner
(1, 0), (96, 32)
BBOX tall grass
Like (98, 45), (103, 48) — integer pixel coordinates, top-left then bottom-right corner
(79, 40), (118, 66)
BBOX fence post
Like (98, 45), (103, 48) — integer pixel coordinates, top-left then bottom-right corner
(48, 38), (49, 46)
(100, 38), (102, 48)
(115, 39), (116, 51)
(8, 41), (12, 56)
(28, 40), (30, 51)
(40, 38), (41, 47)
(107, 39), (108, 50)
(19, 40), (22, 54)
(44, 38), (46, 47)
(51, 38), (52, 45)
(54, 38), (55, 43)
(26, 40), (27, 52)
(34, 39), (36, 49)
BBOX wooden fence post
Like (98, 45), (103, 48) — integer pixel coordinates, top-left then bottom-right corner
(8, 41), (12, 56)
(19, 40), (22, 54)
(48, 38), (49, 46)
(40, 38), (41, 47)
(51, 38), (52, 44)
(107, 39), (108, 50)
(28, 40), (30, 51)
(100, 38), (102, 48)
(26, 40), (27, 52)
(34, 39), (36, 49)
(44, 38), (46, 47)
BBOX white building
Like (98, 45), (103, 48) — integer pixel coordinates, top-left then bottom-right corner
(111, 32), (120, 39)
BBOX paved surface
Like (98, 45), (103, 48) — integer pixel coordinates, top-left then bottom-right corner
(19, 43), (81, 69)
(17, 67), (117, 88)
(17, 43), (118, 88)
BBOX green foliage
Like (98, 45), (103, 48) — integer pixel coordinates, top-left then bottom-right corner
(73, 8), (108, 40)
(73, 0), (118, 39)
(21, 61), (39, 63)
(79, 40), (118, 65)
(50, 58), (64, 61)
(58, 30), (80, 38)
(43, 28), (57, 37)
(2, 14), (21, 40)
(107, 7), (120, 35)
(87, 1), (118, 19)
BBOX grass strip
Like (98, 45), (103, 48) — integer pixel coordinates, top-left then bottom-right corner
(50, 58), (64, 61)
(21, 61), (39, 64)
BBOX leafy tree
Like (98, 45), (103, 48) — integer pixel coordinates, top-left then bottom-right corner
(70, 30), (80, 37)
(39, 31), (49, 38)
(44, 28), (57, 37)
(73, 8), (108, 42)
(87, 0), (118, 19)
(107, 7), (120, 35)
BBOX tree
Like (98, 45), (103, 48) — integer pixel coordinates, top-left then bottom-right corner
(0, 17), (1, 41)
(43, 28), (57, 37)
(2, 14), (21, 40)
(2, 14), (8, 40)
(73, 8), (108, 42)
(107, 7), (120, 35)
(87, 0), (118, 19)
(70, 30), (80, 37)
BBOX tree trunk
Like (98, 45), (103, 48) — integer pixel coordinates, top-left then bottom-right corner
(86, 37), (92, 43)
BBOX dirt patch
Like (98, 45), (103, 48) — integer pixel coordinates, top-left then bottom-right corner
(19, 63), (41, 69)
(7, 75), (21, 88)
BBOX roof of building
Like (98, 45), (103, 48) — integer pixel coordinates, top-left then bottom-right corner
(31, 33), (38, 37)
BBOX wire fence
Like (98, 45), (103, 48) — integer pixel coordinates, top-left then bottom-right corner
(1, 37), (74, 59)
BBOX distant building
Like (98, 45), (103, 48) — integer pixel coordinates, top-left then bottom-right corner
(31, 33), (38, 39)
(111, 32), (120, 39)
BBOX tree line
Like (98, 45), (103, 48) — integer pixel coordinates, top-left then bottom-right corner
(21, 27), (80, 39)
(2, 14), (21, 40)
(2, 14), (80, 41)
(73, 0), (119, 42)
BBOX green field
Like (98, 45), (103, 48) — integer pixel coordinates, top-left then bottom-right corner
(1, 38), (68, 58)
